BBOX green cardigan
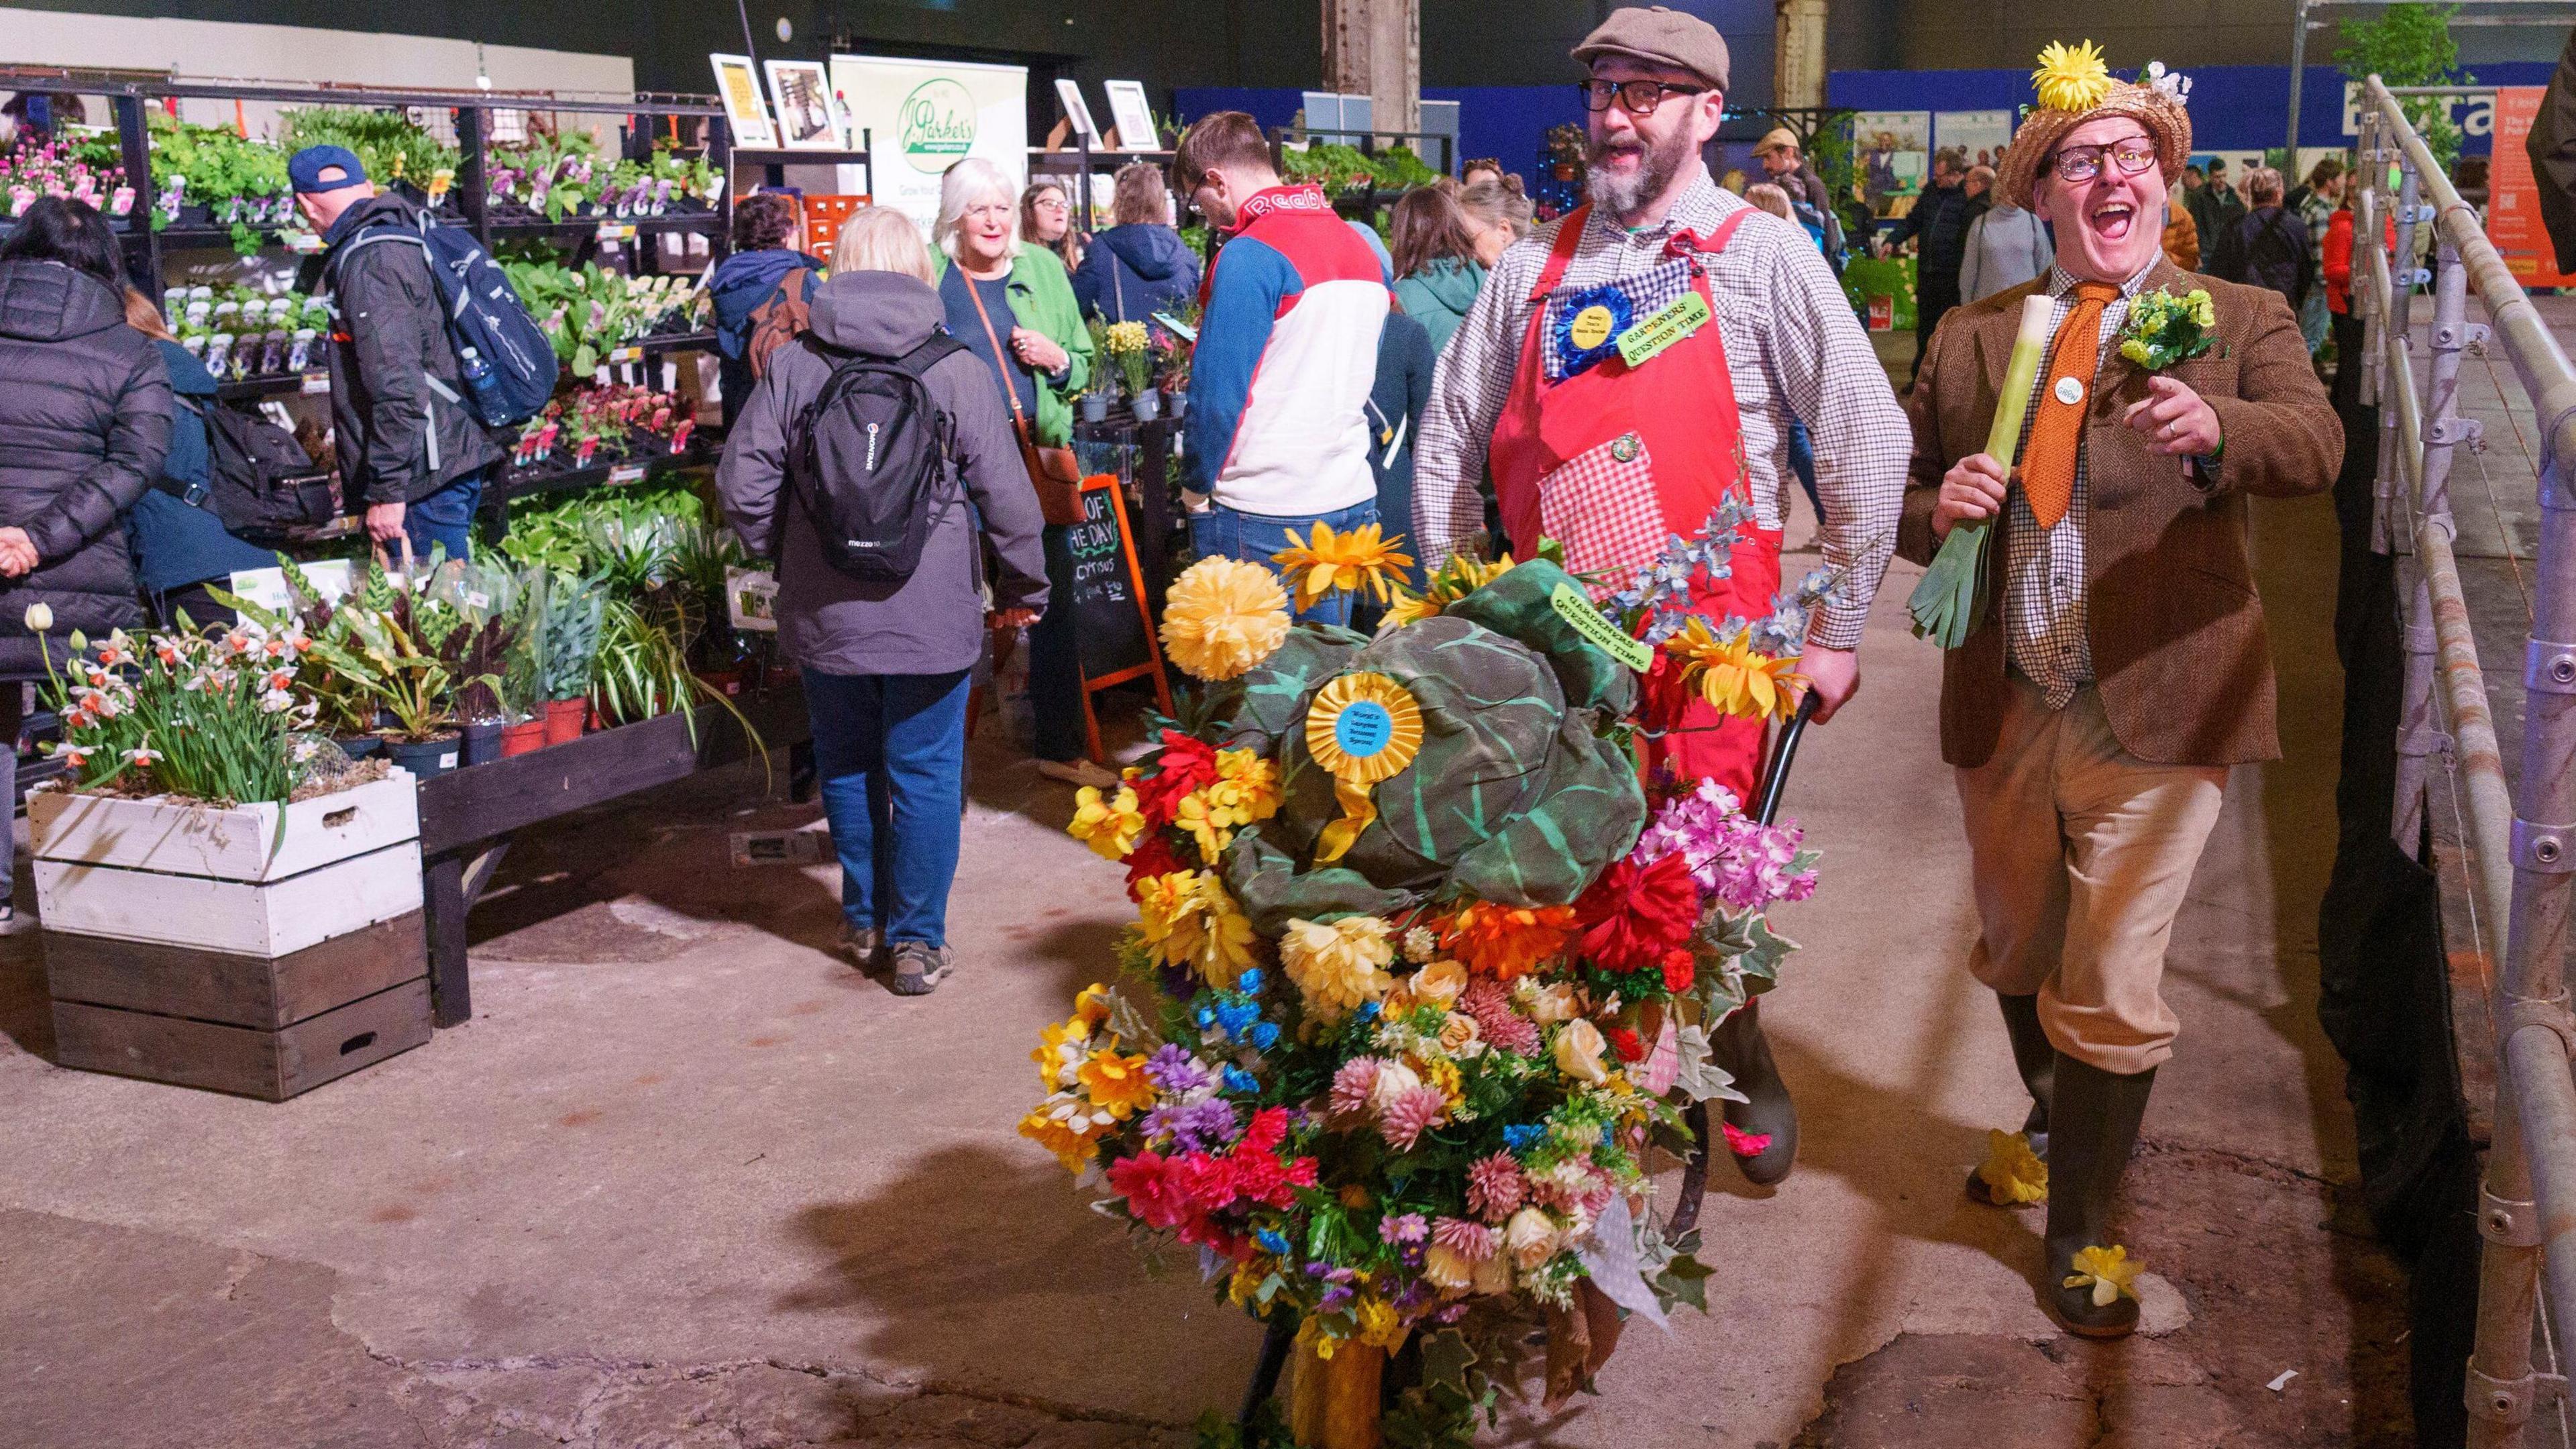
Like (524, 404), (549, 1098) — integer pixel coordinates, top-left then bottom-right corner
(930, 244), (1094, 447)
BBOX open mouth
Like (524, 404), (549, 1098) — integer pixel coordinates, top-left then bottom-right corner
(2088, 198), (2137, 241)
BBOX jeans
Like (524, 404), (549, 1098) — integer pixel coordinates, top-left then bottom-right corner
(1785, 418), (1822, 525)
(1188, 499), (1381, 627)
(1030, 523), (1087, 763)
(402, 468), (487, 566)
(802, 667), (971, 949)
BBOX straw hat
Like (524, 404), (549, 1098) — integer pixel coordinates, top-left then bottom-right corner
(1994, 42), (2192, 211)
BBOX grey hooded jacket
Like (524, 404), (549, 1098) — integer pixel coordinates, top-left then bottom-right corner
(718, 270), (1049, 677)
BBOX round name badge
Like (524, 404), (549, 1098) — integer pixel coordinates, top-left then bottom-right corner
(1568, 304), (1617, 352)
(1333, 700), (1396, 758)
(2054, 376), (2086, 406)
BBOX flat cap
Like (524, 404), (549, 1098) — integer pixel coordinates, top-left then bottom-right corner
(1753, 127), (1801, 156)
(1572, 5), (1730, 93)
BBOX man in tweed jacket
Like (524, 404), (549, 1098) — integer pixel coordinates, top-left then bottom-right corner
(1902, 49), (2339, 1337)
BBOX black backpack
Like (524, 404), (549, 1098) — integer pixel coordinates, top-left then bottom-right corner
(169, 396), (337, 539)
(784, 334), (967, 583)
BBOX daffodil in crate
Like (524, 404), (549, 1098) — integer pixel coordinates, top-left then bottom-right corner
(25, 607), (433, 1100)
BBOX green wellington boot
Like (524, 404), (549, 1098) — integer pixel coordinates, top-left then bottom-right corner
(1967, 993), (2057, 1205)
(2042, 1053), (2157, 1338)
(1713, 997), (1797, 1185)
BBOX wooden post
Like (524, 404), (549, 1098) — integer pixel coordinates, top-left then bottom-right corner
(1289, 1339), (1384, 1449)
(1320, 0), (1421, 138)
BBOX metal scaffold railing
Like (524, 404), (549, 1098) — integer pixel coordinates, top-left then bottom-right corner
(2359, 72), (2576, 1446)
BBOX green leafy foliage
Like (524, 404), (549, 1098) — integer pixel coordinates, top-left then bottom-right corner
(277, 107), (458, 191)
(2336, 3), (2473, 166)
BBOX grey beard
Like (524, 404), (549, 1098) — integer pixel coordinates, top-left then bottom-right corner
(1586, 128), (1693, 223)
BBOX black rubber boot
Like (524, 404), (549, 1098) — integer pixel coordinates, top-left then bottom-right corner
(2043, 1053), (2157, 1338)
(1714, 998), (1797, 1185)
(1966, 992), (2057, 1203)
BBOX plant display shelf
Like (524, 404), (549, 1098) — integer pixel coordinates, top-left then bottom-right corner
(413, 681), (809, 1027)
(488, 444), (711, 509)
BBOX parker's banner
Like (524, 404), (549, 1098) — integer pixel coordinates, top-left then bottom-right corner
(2487, 87), (2576, 289)
(831, 54), (1029, 237)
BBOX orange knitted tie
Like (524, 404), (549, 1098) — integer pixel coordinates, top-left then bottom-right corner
(2021, 282), (2121, 531)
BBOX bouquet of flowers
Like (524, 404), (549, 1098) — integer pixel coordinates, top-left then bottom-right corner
(1027, 515), (1823, 1445)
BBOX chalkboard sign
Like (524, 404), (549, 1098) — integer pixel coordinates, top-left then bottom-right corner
(1063, 475), (1174, 761)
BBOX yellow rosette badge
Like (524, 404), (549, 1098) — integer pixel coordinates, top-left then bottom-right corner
(1303, 672), (1424, 864)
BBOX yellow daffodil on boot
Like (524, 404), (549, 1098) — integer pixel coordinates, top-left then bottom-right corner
(1971, 1128), (2049, 1206)
(2063, 1244), (2142, 1309)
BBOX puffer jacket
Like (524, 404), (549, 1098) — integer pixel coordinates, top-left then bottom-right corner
(716, 270), (1049, 677)
(0, 259), (170, 673)
(318, 192), (506, 507)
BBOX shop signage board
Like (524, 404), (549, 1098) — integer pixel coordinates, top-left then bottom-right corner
(710, 54), (778, 150)
(2487, 87), (2576, 288)
(830, 54), (1028, 234)
(1104, 80), (1160, 152)
(1064, 474), (1174, 762)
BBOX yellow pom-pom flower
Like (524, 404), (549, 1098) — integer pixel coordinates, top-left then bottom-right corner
(1067, 784), (1147, 861)
(1272, 521), (1416, 608)
(2033, 40), (2113, 115)
(2063, 1243), (2143, 1307)
(1664, 616), (1803, 720)
(1281, 914), (1397, 1020)
(1974, 1128), (2050, 1205)
(1161, 557), (1293, 681)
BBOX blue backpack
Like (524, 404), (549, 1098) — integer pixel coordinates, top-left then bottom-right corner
(329, 213), (559, 427)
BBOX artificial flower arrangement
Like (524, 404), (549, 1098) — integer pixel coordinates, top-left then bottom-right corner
(1027, 509), (1825, 1446)
(2116, 287), (2218, 372)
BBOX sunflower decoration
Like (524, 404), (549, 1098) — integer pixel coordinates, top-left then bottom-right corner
(1271, 522), (1415, 610)
(1663, 616), (1804, 720)
(1303, 671), (1426, 863)
(1161, 557), (1293, 682)
(2032, 40), (2112, 115)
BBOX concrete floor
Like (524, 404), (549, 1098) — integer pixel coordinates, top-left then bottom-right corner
(0, 371), (2409, 1448)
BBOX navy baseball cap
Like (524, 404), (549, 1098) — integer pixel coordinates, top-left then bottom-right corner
(287, 145), (368, 195)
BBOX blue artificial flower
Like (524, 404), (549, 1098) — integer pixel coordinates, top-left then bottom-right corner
(1217, 1000), (1260, 1038)
(1601, 1124), (1617, 1147)
(1236, 967), (1266, 996)
(1223, 1065), (1260, 1095)
(1248, 1021), (1281, 1050)
(1502, 1124), (1544, 1152)
(1357, 1002), (1382, 1021)
(1195, 1006), (1218, 1030)
(1256, 1228), (1292, 1256)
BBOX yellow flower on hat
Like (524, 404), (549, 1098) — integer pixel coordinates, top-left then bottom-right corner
(2063, 1244), (2143, 1307)
(2033, 40), (2112, 114)
(1272, 521), (1415, 608)
(1974, 1128), (2050, 1205)
(1161, 557), (1292, 681)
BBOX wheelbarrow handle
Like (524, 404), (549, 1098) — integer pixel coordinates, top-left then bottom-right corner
(1752, 691), (1822, 828)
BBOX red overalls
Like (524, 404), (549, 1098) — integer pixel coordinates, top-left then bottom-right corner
(1487, 205), (1781, 797)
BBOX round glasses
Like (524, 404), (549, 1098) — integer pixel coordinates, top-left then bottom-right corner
(2051, 136), (2159, 183)
(1578, 78), (1705, 117)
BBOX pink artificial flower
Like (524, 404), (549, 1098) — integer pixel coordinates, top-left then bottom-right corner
(1465, 1152), (1526, 1222)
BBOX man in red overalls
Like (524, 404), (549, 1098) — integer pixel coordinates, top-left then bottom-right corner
(1413, 5), (1909, 1184)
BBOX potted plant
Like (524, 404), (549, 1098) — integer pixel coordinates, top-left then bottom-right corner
(429, 561), (523, 766)
(1080, 317), (1114, 422)
(526, 566), (608, 745)
(26, 606), (433, 1099)
(1105, 319), (1157, 420)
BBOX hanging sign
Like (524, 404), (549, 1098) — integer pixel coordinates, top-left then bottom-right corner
(830, 54), (1029, 235)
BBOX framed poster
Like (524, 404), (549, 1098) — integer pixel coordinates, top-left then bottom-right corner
(765, 60), (841, 151)
(1932, 110), (2013, 172)
(1103, 79), (1160, 152)
(710, 54), (777, 150)
(1054, 78), (1101, 149)
(1851, 110), (1929, 213)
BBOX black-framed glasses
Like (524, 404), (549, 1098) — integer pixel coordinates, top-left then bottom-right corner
(2051, 136), (2159, 183)
(1578, 78), (1704, 116)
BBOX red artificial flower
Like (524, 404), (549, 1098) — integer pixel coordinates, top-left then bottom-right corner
(1108, 1151), (1199, 1230)
(1721, 1122), (1773, 1159)
(1238, 1106), (1289, 1156)
(1122, 833), (1193, 896)
(1132, 731), (1220, 825)
(1573, 851), (1701, 972)
(1660, 948), (1697, 994)
(1605, 1026), (1645, 1064)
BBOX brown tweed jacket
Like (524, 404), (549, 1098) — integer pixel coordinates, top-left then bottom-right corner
(1896, 258), (2342, 769)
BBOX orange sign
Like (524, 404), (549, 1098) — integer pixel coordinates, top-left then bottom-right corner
(2487, 87), (2576, 288)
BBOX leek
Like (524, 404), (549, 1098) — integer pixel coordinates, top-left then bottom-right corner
(1909, 292), (2056, 648)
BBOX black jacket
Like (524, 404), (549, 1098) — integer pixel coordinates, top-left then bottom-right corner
(2532, 24), (2576, 273)
(0, 259), (170, 674)
(2216, 205), (2314, 311)
(1895, 181), (1975, 307)
(1071, 223), (1203, 325)
(319, 193), (505, 507)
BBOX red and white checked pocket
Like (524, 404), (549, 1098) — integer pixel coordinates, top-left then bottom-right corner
(1538, 431), (1668, 586)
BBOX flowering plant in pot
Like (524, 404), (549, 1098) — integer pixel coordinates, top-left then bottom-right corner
(1105, 320), (1157, 417)
(28, 604), (316, 806)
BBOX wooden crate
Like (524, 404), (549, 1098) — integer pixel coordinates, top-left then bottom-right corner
(44, 912), (427, 1030)
(50, 979), (431, 1102)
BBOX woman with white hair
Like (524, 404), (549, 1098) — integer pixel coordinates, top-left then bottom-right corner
(927, 156), (1104, 789)
(717, 205), (1051, 996)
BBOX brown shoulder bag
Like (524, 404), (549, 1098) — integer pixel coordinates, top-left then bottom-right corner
(961, 269), (1085, 526)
